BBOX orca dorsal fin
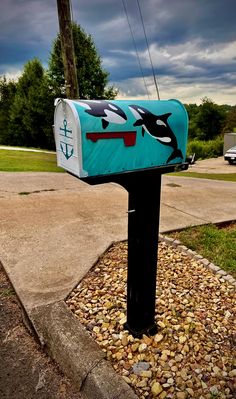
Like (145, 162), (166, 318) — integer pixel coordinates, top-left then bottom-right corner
(158, 112), (172, 123)
(133, 119), (143, 127)
(102, 119), (109, 129)
(85, 109), (94, 116)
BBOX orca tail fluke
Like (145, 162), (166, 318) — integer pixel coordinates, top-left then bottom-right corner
(167, 148), (183, 163)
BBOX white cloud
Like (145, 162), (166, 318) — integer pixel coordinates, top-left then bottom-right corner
(1, 67), (22, 81)
(115, 75), (236, 105)
(110, 37), (236, 104)
(140, 39), (236, 75)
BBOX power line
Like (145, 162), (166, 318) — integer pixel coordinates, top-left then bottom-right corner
(122, 0), (150, 99)
(69, 0), (74, 22)
(136, 0), (160, 100)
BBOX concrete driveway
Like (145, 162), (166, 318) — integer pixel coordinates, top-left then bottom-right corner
(0, 171), (236, 312)
(186, 156), (236, 174)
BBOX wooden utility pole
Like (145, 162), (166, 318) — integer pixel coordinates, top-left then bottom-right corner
(57, 0), (79, 98)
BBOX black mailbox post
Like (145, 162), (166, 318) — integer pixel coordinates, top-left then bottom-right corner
(81, 164), (187, 337)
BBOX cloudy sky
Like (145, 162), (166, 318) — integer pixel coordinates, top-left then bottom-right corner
(1, 0), (236, 104)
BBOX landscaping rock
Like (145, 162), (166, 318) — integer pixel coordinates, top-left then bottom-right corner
(66, 241), (236, 399)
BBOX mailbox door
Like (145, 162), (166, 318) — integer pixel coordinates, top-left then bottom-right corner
(54, 99), (88, 177)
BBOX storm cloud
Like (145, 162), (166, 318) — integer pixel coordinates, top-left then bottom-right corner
(0, 0), (235, 104)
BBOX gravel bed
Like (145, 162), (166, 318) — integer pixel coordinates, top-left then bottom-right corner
(66, 241), (236, 399)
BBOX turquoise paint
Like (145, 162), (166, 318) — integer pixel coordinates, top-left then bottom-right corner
(72, 99), (188, 177)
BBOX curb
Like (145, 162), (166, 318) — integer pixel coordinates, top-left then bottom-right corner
(30, 301), (138, 399)
(159, 234), (236, 288)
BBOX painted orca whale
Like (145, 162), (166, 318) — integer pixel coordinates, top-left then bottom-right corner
(128, 105), (183, 163)
(75, 100), (127, 129)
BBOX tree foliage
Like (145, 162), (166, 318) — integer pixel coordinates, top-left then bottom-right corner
(0, 23), (118, 149)
(185, 98), (227, 141)
(223, 105), (236, 133)
(184, 103), (200, 139)
(0, 77), (17, 144)
(8, 59), (55, 149)
(48, 23), (117, 99)
(196, 97), (226, 140)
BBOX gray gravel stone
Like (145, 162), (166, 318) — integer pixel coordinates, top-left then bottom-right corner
(163, 237), (175, 245)
(178, 245), (188, 251)
(201, 258), (210, 266)
(194, 254), (203, 260)
(210, 386), (219, 396)
(172, 239), (181, 247)
(208, 263), (220, 273)
(187, 249), (197, 256)
(216, 269), (227, 276)
(224, 275), (235, 284)
(132, 361), (150, 375)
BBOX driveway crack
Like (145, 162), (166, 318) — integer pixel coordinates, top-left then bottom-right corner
(163, 202), (211, 224)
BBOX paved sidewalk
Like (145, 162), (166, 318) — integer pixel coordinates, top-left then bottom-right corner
(0, 171), (236, 313)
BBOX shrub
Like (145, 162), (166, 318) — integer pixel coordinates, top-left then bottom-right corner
(187, 136), (223, 160)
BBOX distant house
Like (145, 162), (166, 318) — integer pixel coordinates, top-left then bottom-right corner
(224, 133), (236, 155)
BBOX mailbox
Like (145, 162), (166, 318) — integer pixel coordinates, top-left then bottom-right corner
(54, 98), (189, 337)
(54, 98), (188, 178)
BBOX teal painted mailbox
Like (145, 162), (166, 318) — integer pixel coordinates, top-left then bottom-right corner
(54, 99), (188, 178)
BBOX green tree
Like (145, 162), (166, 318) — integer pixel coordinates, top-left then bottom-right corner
(196, 97), (226, 140)
(223, 105), (236, 133)
(48, 23), (117, 99)
(185, 103), (201, 139)
(0, 76), (17, 144)
(9, 59), (55, 149)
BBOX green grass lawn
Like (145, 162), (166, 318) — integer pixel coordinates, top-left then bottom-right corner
(169, 223), (236, 278)
(0, 149), (64, 172)
(1, 148), (236, 182)
(172, 171), (236, 182)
